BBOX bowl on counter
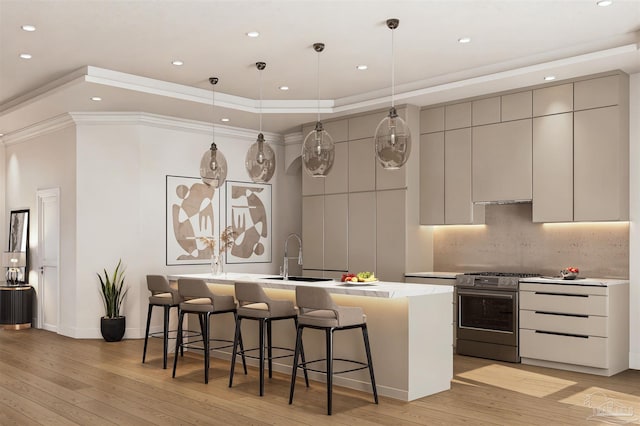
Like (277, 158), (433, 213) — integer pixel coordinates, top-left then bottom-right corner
(560, 269), (579, 280)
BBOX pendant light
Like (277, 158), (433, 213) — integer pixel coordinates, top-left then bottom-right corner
(374, 18), (411, 170)
(245, 62), (276, 183)
(302, 42), (335, 177)
(200, 77), (228, 188)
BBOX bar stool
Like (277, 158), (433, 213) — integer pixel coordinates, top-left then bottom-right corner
(289, 286), (378, 415)
(172, 278), (246, 384)
(142, 275), (181, 369)
(228, 281), (309, 396)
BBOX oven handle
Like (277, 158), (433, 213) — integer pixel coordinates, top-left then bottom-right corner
(457, 289), (514, 299)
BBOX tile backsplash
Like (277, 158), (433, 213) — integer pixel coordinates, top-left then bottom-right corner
(433, 203), (629, 279)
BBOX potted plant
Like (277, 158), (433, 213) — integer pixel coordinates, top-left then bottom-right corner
(97, 259), (129, 342)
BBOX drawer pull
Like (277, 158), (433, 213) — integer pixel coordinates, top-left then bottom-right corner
(534, 291), (588, 298)
(534, 311), (589, 318)
(535, 330), (589, 339)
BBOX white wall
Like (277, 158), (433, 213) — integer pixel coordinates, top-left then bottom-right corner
(629, 72), (639, 369)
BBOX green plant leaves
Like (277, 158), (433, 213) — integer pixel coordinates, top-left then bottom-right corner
(97, 259), (129, 319)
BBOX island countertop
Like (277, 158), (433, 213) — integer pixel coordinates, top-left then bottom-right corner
(167, 272), (453, 299)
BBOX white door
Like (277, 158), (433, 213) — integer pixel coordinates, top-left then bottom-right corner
(37, 188), (60, 333)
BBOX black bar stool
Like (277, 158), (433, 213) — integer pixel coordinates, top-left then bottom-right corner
(229, 281), (309, 396)
(172, 278), (246, 384)
(289, 285), (378, 415)
(142, 275), (181, 369)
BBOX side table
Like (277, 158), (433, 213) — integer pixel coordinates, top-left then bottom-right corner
(0, 284), (34, 330)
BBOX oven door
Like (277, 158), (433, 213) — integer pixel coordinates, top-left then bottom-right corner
(457, 288), (517, 346)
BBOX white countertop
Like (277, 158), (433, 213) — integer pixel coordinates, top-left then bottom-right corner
(167, 272), (453, 299)
(520, 276), (629, 287)
(404, 272), (460, 279)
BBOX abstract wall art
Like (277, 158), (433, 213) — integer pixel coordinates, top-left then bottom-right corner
(166, 175), (221, 265)
(225, 181), (272, 264)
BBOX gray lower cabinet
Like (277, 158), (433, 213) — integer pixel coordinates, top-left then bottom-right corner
(532, 113), (573, 222)
(519, 282), (629, 376)
(348, 191), (376, 274)
(472, 119), (532, 203)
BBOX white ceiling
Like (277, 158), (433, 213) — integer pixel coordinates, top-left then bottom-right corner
(1, 0), (639, 137)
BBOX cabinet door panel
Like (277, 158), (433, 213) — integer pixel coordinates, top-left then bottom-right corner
(324, 142), (348, 194)
(532, 83), (573, 116)
(324, 194), (348, 271)
(302, 196), (324, 270)
(420, 107), (445, 133)
(574, 75), (620, 111)
(472, 119), (532, 202)
(445, 128), (475, 224)
(501, 91), (532, 121)
(348, 192), (376, 274)
(472, 97), (500, 126)
(574, 106), (624, 221)
(532, 113), (573, 222)
(520, 329), (607, 368)
(348, 111), (386, 141)
(420, 133), (445, 225)
(445, 102), (471, 130)
(376, 190), (405, 282)
(348, 138), (375, 192)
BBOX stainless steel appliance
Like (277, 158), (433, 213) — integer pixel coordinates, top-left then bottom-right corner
(455, 272), (540, 363)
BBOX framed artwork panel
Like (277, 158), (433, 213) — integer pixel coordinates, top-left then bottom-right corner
(225, 180), (272, 264)
(8, 209), (29, 252)
(166, 175), (221, 265)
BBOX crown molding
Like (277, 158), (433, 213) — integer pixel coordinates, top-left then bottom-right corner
(2, 113), (76, 145)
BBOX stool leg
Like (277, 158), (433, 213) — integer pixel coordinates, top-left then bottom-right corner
(229, 316), (242, 387)
(203, 313), (210, 384)
(294, 318), (310, 387)
(362, 324), (378, 404)
(236, 312), (247, 374)
(267, 319), (273, 379)
(326, 328), (334, 416)
(259, 318), (265, 396)
(162, 305), (170, 369)
(288, 325), (303, 405)
(142, 304), (153, 364)
(172, 309), (184, 378)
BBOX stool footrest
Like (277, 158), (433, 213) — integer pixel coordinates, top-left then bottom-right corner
(148, 329), (201, 339)
(295, 357), (369, 375)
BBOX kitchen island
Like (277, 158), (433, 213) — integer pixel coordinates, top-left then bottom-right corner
(167, 272), (453, 401)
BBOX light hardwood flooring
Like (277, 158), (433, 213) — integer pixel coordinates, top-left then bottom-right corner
(0, 328), (639, 425)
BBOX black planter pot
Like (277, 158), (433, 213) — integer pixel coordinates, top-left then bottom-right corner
(100, 316), (126, 342)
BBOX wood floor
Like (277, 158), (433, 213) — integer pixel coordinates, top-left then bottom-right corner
(1, 328), (639, 425)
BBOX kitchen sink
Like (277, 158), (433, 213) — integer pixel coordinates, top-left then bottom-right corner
(262, 276), (333, 282)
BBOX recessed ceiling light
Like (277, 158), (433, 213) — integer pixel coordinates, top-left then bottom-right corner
(356, 65), (368, 70)
(278, 86), (289, 91)
(220, 118), (230, 122)
(21, 25), (36, 32)
(544, 75), (556, 81)
(458, 37), (471, 44)
(246, 31), (260, 38)
(19, 53), (32, 59)
(597, 0), (613, 6)
(171, 60), (184, 66)
(90, 96), (102, 101)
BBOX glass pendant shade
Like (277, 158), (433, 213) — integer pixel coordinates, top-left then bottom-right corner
(374, 106), (411, 169)
(302, 121), (335, 177)
(200, 142), (227, 188)
(246, 133), (275, 183)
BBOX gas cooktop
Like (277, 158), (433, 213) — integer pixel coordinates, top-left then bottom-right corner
(462, 272), (541, 278)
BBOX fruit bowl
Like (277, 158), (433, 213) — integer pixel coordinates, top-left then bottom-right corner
(561, 267), (579, 280)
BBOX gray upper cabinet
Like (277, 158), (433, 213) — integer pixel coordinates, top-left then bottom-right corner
(376, 189), (406, 282)
(501, 91), (532, 121)
(574, 106), (628, 221)
(348, 191), (376, 274)
(574, 75), (621, 111)
(445, 128), (483, 224)
(473, 119), (533, 203)
(420, 132), (445, 225)
(420, 106), (445, 133)
(445, 102), (472, 130)
(348, 111), (386, 141)
(533, 83), (573, 117)
(532, 113), (574, 222)
(323, 119), (349, 143)
(324, 142), (348, 194)
(472, 97), (500, 126)
(348, 137), (375, 192)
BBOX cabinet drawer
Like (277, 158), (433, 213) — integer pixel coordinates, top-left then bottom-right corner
(520, 329), (607, 368)
(520, 290), (607, 316)
(520, 310), (607, 337)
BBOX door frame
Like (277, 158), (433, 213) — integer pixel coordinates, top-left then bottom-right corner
(36, 187), (61, 331)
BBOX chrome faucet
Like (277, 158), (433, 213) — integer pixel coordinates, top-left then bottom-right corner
(283, 233), (303, 279)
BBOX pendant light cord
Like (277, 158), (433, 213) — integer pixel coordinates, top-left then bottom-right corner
(391, 27), (395, 108)
(259, 67), (263, 132)
(316, 49), (321, 123)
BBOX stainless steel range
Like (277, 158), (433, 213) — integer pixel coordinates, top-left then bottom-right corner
(455, 272), (540, 363)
